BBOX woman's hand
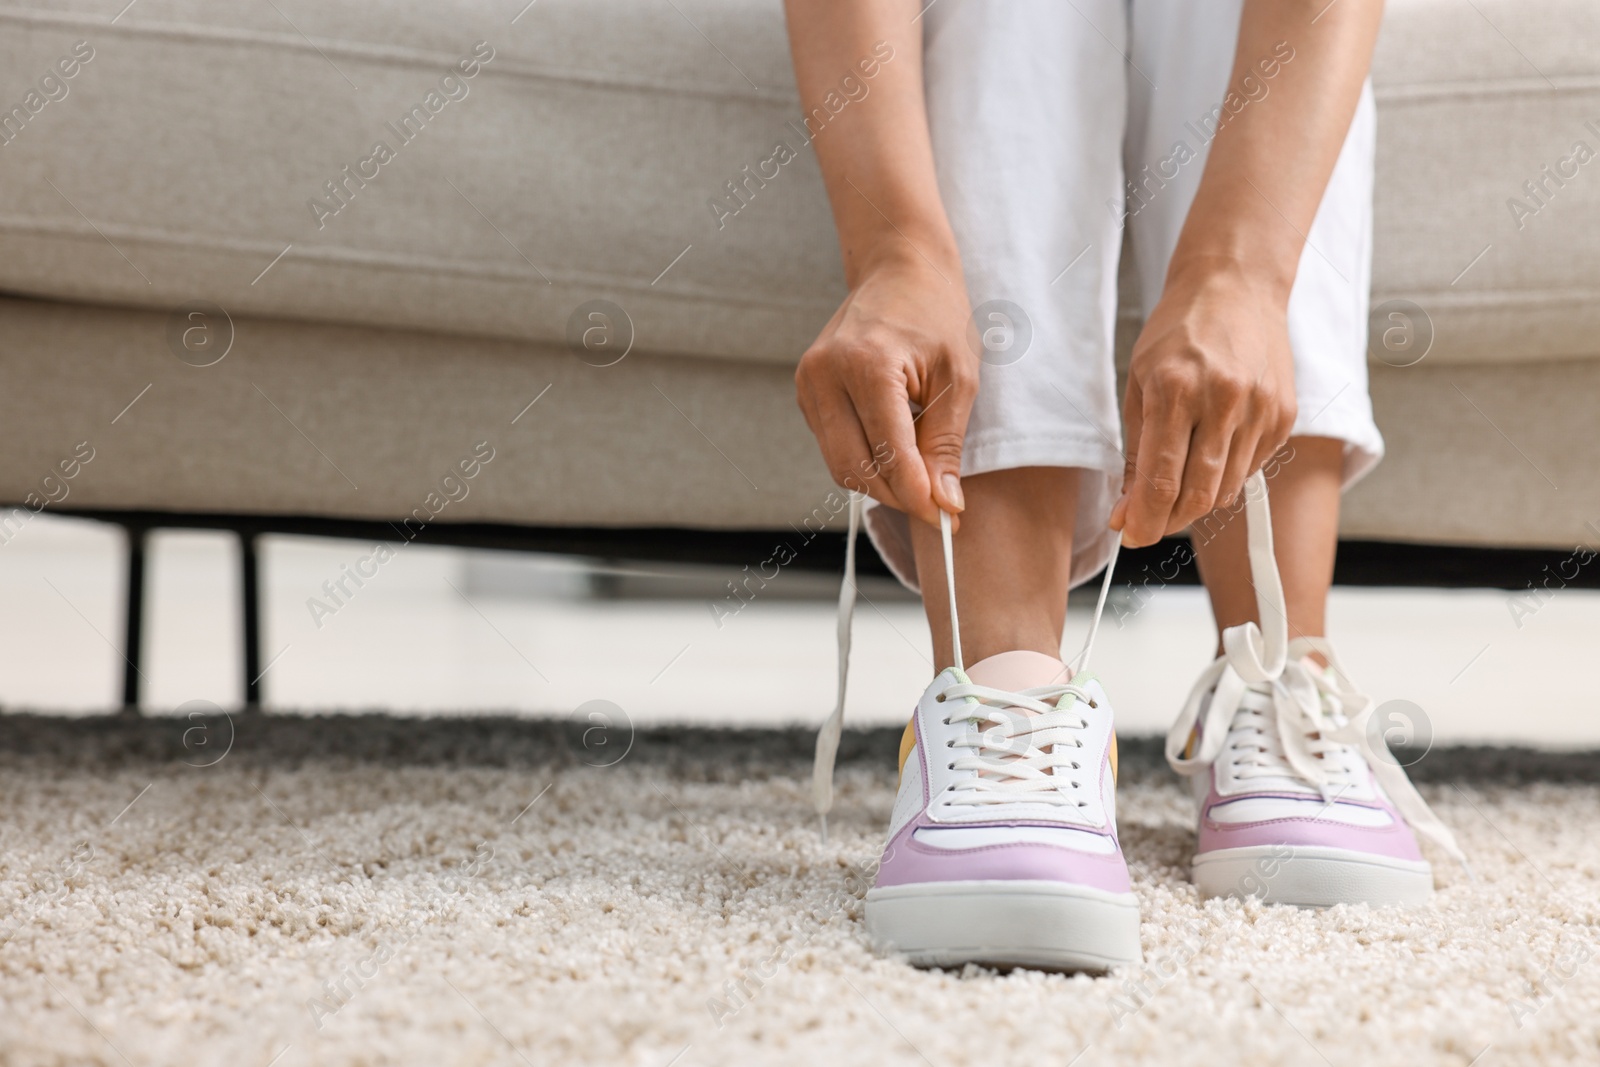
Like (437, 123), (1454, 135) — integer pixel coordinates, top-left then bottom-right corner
(781, 0), (971, 527)
(1111, 260), (1297, 547)
(796, 249), (977, 529)
(1109, 0), (1383, 548)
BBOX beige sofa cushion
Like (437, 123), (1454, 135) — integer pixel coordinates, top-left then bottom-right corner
(2, 0), (1598, 371)
(0, 0), (834, 366)
(0, 298), (835, 532)
(0, 295), (1592, 550)
(1369, 0), (1600, 367)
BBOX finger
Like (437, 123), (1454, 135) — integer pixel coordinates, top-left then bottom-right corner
(914, 356), (978, 520)
(1248, 411), (1295, 485)
(809, 379), (907, 512)
(1121, 386), (1195, 548)
(1224, 403), (1291, 507)
(1110, 378), (1143, 533)
(1216, 423), (1264, 512)
(847, 373), (934, 525)
(794, 369), (823, 441)
(1166, 416), (1233, 536)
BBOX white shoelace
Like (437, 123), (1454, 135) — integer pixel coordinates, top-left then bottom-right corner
(936, 684), (1096, 810)
(810, 493), (1120, 840)
(1215, 679), (1360, 789)
(1164, 472), (1470, 870)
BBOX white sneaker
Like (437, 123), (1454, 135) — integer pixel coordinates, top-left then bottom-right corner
(813, 498), (1140, 970)
(1167, 472), (1468, 907)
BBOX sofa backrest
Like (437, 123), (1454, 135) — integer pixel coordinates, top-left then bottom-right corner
(1, 0), (1596, 368)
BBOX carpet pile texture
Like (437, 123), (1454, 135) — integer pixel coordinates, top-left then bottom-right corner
(0, 713), (1596, 1066)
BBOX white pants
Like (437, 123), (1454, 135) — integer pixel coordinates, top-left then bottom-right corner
(865, 0), (1383, 592)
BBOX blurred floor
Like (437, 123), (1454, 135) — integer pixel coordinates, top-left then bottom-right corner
(0, 512), (1594, 746)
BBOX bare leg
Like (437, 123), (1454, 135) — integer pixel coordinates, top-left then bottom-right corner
(909, 467), (1080, 670)
(1192, 436), (1344, 652)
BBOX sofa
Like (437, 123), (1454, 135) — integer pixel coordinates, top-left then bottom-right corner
(3, 1), (1599, 642)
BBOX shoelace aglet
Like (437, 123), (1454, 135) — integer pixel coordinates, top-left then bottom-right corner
(817, 813), (829, 845)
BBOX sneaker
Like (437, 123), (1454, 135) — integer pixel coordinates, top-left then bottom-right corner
(1166, 473), (1468, 907)
(863, 649), (1140, 969)
(812, 496), (1140, 970)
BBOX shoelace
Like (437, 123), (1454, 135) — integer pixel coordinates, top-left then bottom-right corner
(1219, 680), (1358, 788)
(810, 493), (1121, 840)
(936, 686), (1095, 809)
(1164, 471), (1471, 871)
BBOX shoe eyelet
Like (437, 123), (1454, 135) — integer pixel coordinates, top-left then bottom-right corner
(935, 693), (946, 703)
(1089, 699), (1098, 708)
(941, 718), (951, 726)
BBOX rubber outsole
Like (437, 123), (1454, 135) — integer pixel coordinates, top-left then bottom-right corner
(1191, 845), (1434, 907)
(864, 880), (1142, 972)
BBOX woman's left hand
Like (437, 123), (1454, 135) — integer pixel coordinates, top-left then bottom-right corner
(1111, 260), (1298, 547)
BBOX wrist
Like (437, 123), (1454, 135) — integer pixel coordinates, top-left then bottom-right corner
(840, 220), (961, 289)
(1163, 250), (1295, 308)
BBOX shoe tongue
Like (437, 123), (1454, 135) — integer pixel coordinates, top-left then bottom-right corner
(962, 653), (1075, 778)
(964, 650), (1071, 696)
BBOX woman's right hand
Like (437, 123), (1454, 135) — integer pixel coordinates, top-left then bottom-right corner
(795, 249), (978, 530)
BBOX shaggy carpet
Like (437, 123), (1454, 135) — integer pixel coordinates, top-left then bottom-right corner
(0, 712), (1596, 1067)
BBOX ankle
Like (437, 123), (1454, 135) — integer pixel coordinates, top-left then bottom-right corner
(941, 635), (1063, 671)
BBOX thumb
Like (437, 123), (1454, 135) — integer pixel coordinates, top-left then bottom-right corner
(916, 367), (976, 519)
(1111, 378), (1143, 532)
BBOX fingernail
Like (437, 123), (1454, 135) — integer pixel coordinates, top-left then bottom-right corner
(941, 473), (965, 511)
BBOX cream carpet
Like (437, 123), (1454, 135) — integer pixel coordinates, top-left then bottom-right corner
(1, 714), (1596, 1067)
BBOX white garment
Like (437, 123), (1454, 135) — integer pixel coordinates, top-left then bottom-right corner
(864, 0), (1384, 592)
